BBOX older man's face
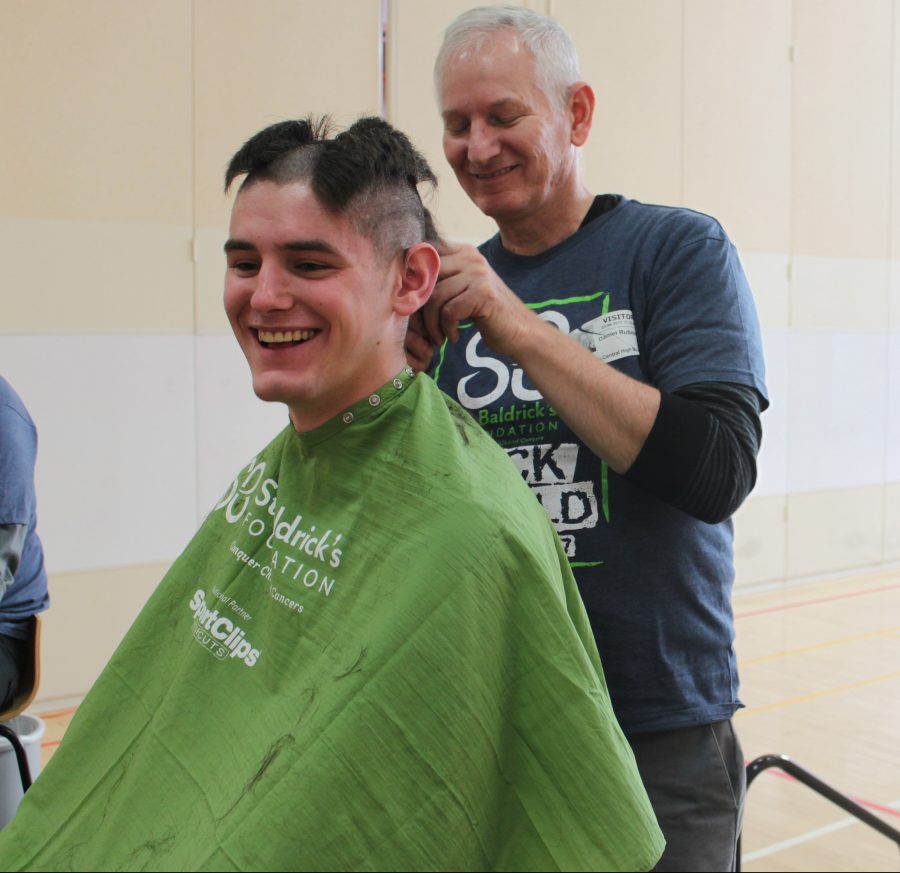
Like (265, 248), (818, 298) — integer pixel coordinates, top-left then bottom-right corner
(439, 30), (577, 228)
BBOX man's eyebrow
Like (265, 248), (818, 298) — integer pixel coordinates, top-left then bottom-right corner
(223, 239), (340, 255)
(488, 98), (524, 110)
(442, 98), (524, 119)
(279, 240), (340, 255)
(224, 238), (254, 253)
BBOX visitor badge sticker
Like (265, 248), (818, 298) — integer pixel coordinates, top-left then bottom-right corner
(570, 309), (639, 363)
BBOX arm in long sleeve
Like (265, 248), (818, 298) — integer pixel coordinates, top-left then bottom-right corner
(623, 381), (763, 523)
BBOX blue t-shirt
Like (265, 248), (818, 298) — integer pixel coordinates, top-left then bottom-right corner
(431, 196), (768, 733)
(0, 377), (49, 638)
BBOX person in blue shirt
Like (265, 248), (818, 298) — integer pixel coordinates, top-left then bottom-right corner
(406, 7), (769, 871)
(0, 377), (49, 711)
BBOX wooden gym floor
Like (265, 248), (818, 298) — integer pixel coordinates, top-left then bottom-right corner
(32, 567), (900, 871)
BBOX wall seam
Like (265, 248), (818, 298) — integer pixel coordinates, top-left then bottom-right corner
(784, 0), (796, 585)
(380, 0), (388, 118)
(679, 0), (686, 207)
(881, 0), (897, 566)
(190, 0), (202, 529)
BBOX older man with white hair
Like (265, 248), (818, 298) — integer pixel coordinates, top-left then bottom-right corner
(408, 7), (769, 871)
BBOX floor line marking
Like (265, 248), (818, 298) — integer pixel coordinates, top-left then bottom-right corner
(735, 583), (900, 619)
(737, 670), (900, 716)
(34, 706), (77, 720)
(763, 768), (900, 820)
(742, 799), (900, 861)
(739, 626), (900, 667)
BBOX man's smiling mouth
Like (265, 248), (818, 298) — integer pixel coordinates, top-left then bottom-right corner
(257, 328), (320, 347)
(474, 166), (516, 180)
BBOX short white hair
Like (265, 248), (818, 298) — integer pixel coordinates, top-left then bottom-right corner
(434, 6), (581, 108)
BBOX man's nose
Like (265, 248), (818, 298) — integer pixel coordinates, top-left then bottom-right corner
(467, 121), (501, 165)
(250, 263), (292, 310)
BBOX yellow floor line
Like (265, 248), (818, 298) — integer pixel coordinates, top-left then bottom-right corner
(739, 626), (900, 667)
(737, 671), (900, 717)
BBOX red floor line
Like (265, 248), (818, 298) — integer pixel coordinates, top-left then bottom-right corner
(763, 766), (900, 819)
(735, 583), (900, 619)
(40, 739), (61, 750)
(35, 706), (77, 720)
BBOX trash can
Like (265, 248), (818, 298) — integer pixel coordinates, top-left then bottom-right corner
(0, 713), (45, 829)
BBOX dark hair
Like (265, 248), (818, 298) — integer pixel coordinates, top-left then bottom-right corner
(225, 116), (440, 257)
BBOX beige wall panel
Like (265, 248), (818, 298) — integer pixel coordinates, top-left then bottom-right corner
(36, 562), (170, 704)
(193, 0), (382, 332)
(193, 0), (381, 228)
(786, 485), (885, 579)
(893, 1), (900, 273)
(195, 226), (232, 335)
(682, 0), (791, 255)
(893, 4), (900, 330)
(553, 0), (683, 206)
(1, 0), (192, 225)
(0, 217), (194, 333)
(885, 480), (900, 563)
(733, 493), (787, 589)
(791, 0), (892, 261)
(388, 0), (520, 244)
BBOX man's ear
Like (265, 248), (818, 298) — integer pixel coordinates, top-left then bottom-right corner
(569, 81), (595, 148)
(393, 242), (440, 316)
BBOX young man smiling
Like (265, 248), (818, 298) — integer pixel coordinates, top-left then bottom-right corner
(223, 169), (437, 433)
(0, 117), (663, 872)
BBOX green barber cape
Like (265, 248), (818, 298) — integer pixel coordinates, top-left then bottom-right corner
(0, 371), (663, 872)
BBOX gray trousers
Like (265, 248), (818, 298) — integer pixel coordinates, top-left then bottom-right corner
(627, 720), (746, 872)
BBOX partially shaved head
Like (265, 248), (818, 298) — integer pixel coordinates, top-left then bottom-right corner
(225, 116), (441, 260)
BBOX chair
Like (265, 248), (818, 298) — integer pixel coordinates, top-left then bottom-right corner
(736, 753), (900, 871)
(0, 614), (43, 792)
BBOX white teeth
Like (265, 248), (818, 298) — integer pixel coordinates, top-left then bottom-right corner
(258, 329), (316, 344)
(476, 166), (514, 179)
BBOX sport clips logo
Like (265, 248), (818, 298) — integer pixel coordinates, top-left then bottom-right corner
(189, 589), (260, 667)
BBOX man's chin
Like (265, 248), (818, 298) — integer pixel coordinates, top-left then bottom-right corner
(250, 376), (306, 407)
(470, 190), (525, 223)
